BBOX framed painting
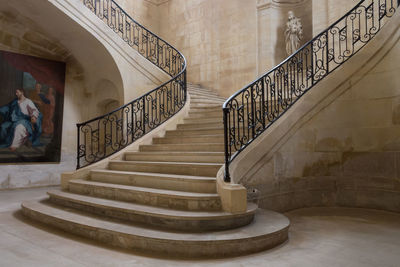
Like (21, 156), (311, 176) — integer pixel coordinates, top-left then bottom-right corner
(0, 50), (65, 163)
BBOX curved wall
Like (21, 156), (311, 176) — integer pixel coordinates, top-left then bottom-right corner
(0, 0), (169, 189)
(233, 11), (400, 213)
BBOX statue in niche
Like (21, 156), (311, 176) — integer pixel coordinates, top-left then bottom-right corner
(285, 11), (303, 56)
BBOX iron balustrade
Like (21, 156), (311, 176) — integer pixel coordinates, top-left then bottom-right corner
(222, 0), (398, 181)
(77, 0), (186, 169)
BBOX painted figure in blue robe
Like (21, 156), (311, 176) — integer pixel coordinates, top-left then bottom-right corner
(0, 88), (43, 151)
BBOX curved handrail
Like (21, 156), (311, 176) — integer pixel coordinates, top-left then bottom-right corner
(222, 0), (398, 181)
(76, 0), (187, 169)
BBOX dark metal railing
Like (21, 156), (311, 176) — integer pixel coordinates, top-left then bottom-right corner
(223, 0), (398, 181)
(77, 0), (186, 169)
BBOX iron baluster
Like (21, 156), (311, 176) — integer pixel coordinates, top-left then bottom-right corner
(76, 124), (80, 169)
(223, 107), (231, 182)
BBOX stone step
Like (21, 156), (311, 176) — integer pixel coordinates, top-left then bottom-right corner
(89, 170), (216, 194)
(190, 96), (224, 101)
(190, 94), (224, 100)
(22, 200), (289, 257)
(190, 100), (224, 106)
(139, 143), (224, 152)
(190, 92), (222, 100)
(177, 122), (223, 130)
(189, 106), (223, 113)
(188, 87), (217, 93)
(184, 117), (251, 126)
(68, 179), (221, 211)
(90, 169), (217, 193)
(152, 135), (224, 145)
(46, 190), (257, 232)
(183, 117), (223, 124)
(187, 110), (222, 118)
(165, 128), (223, 136)
(109, 160), (222, 177)
(190, 94), (226, 102)
(190, 102), (222, 109)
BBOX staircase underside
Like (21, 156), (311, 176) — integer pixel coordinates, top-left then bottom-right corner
(21, 84), (289, 258)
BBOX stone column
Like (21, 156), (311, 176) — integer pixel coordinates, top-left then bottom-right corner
(256, 0), (312, 75)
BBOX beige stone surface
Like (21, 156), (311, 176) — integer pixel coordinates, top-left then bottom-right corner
(216, 167), (247, 213)
(2, 187), (400, 266)
(233, 8), (400, 212)
(312, 0), (360, 36)
(157, 0), (258, 97)
(0, 0), (174, 189)
(118, 0), (160, 34)
(20, 85), (292, 257)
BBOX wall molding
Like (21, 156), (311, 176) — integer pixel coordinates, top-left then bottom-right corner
(144, 0), (169, 6)
(257, 0), (309, 10)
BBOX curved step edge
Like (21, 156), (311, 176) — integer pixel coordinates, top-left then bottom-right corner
(68, 179), (222, 211)
(21, 200), (290, 258)
(47, 190), (257, 232)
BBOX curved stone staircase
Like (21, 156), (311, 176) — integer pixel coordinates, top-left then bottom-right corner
(22, 84), (289, 258)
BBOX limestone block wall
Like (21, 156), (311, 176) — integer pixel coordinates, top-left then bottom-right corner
(237, 14), (400, 213)
(158, 0), (258, 98)
(156, 0), (348, 97)
(312, 0), (359, 36)
(117, 0), (161, 34)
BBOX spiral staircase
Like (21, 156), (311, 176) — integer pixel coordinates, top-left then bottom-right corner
(21, 0), (399, 258)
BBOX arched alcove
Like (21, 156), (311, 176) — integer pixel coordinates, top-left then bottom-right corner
(94, 79), (122, 115)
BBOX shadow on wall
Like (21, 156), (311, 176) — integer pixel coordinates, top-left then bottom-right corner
(94, 79), (121, 116)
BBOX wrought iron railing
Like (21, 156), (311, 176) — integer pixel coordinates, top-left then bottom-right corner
(77, 0), (186, 169)
(223, 0), (398, 181)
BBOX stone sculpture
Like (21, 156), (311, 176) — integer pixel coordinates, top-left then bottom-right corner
(285, 11), (303, 56)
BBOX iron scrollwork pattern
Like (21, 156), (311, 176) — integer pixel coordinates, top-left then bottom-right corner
(77, 0), (186, 169)
(223, 0), (398, 181)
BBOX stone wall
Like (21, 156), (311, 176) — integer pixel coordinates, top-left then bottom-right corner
(158, 0), (258, 98)
(312, 0), (359, 36)
(156, 0), (350, 97)
(0, 0), (168, 189)
(0, 11), (83, 189)
(117, 0), (160, 34)
(236, 13), (400, 213)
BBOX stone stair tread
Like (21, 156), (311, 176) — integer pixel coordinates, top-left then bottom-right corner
(22, 200), (288, 242)
(163, 133), (224, 137)
(140, 143), (223, 148)
(190, 100), (224, 103)
(169, 126), (223, 131)
(188, 91), (219, 96)
(190, 95), (225, 101)
(47, 190), (256, 219)
(69, 179), (220, 199)
(179, 122), (222, 127)
(139, 144), (224, 151)
(186, 115), (222, 120)
(141, 143), (223, 146)
(110, 160), (223, 167)
(184, 117), (222, 122)
(91, 169), (217, 182)
(124, 151), (224, 156)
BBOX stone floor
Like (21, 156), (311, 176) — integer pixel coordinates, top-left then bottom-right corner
(1, 186), (400, 267)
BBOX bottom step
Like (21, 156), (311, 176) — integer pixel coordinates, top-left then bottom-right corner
(22, 199), (290, 258)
